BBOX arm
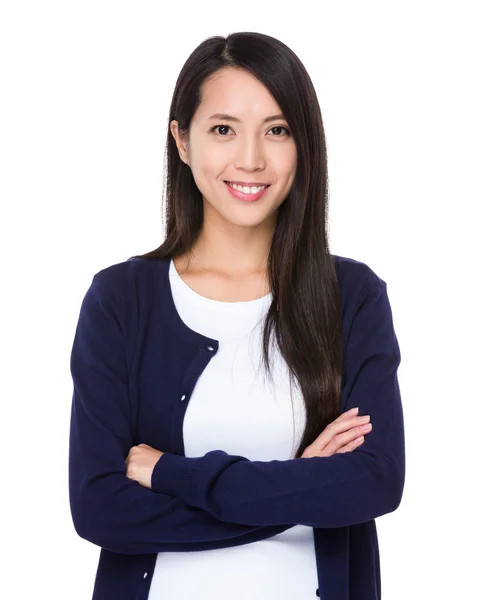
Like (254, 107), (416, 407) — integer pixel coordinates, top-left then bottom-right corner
(151, 282), (406, 528)
(68, 273), (293, 556)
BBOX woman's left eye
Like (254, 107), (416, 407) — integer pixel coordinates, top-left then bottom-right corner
(268, 126), (290, 136)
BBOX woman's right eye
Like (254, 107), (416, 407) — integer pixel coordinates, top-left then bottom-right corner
(210, 124), (232, 135)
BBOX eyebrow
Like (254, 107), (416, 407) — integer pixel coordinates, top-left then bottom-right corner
(208, 113), (286, 123)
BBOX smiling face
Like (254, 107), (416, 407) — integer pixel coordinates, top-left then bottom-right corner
(170, 67), (297, 231)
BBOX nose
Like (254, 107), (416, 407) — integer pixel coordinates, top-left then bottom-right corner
(233, 136), (266, 171)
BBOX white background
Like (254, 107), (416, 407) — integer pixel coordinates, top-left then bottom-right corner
(1, 1), (481, 598)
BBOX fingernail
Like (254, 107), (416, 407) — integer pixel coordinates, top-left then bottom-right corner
(349, 407), (359, 414)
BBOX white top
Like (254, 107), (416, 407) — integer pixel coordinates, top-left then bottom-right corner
(147, 259), (318, 600)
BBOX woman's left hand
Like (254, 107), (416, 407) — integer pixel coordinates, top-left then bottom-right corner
(125, 443), (164, 489)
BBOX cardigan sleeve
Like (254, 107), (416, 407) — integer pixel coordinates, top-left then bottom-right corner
(151, 281), (406, 528)
(68, 274), (293, 556)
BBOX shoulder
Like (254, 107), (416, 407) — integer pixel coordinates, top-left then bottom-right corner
(333, 253), (386, 287)
(331, 254), (391, 331)
(332, 253), (387, 299)
(91, 256), (170, 297)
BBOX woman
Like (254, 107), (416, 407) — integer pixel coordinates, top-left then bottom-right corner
(69, 32), (405, 600)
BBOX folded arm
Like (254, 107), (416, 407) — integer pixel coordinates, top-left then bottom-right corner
(151, 282), (406, 528)
(68, 273), (294, 556)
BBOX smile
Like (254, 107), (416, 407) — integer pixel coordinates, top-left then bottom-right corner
(225, 181), (269, 193)
(223, 181), (271, 202)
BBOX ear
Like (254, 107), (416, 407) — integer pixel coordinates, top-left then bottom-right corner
(170, 120), (190, 166)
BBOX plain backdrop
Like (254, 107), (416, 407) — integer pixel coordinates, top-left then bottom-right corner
(1, 1), (481, 598)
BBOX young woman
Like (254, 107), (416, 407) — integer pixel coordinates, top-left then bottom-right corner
(69, 31), (405, 600)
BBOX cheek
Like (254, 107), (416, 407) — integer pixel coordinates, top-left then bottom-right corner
(192, 150), (225, 177)
(281, 162), (297, 187)
(189, 164), (220, 197)
(280, 148), (297, 171)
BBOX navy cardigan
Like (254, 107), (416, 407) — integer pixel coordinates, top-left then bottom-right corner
(68, 254), (405, 600)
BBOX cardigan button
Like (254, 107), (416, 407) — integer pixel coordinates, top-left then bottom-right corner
(315, 589), (319, 597)
(181, 394), (186, 401)
(207, 346), (214, 351)
(144, 572), (148, 579)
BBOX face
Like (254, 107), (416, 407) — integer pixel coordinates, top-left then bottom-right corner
(170, 67), (297, 230)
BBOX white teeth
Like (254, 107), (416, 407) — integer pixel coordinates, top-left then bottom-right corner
(227, 182), (268, 194)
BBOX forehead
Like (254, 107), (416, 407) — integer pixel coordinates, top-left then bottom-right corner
(196, 68), (283, 121)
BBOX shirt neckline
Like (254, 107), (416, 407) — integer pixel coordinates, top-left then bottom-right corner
(169, 257), (272, 311)
(154, 257), (220, 349)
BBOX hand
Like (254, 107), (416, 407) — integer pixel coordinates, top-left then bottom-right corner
(300, 408), (372, 458)
(125, 443), (164, 489)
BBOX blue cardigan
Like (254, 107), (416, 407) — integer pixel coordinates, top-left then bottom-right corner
(68, 255), (405, 600)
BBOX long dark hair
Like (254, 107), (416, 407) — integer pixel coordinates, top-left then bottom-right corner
(129, 32), (343, 459)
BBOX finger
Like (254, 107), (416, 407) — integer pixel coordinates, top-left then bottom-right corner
(314, 417), (370, 453)
(336, 407), (359, 421)
(322, 415), (370, 441)
(326, 423), (371, 454)
(337, 421), (371, 445)
(336, 436), (365, 454)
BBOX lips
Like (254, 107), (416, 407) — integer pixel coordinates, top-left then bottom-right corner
(224, 180), (270, 202)
(224, 181), (270, 188)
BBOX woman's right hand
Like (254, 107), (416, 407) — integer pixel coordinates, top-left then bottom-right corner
(300, 408), (372, 458)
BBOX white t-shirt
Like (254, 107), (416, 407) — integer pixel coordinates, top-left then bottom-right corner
(147, 259), (318, 599)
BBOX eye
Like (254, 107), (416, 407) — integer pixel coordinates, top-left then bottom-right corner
(209, 124), (290, 137)
(267, 126), (290, 137)
(210, 124), (232, 136)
